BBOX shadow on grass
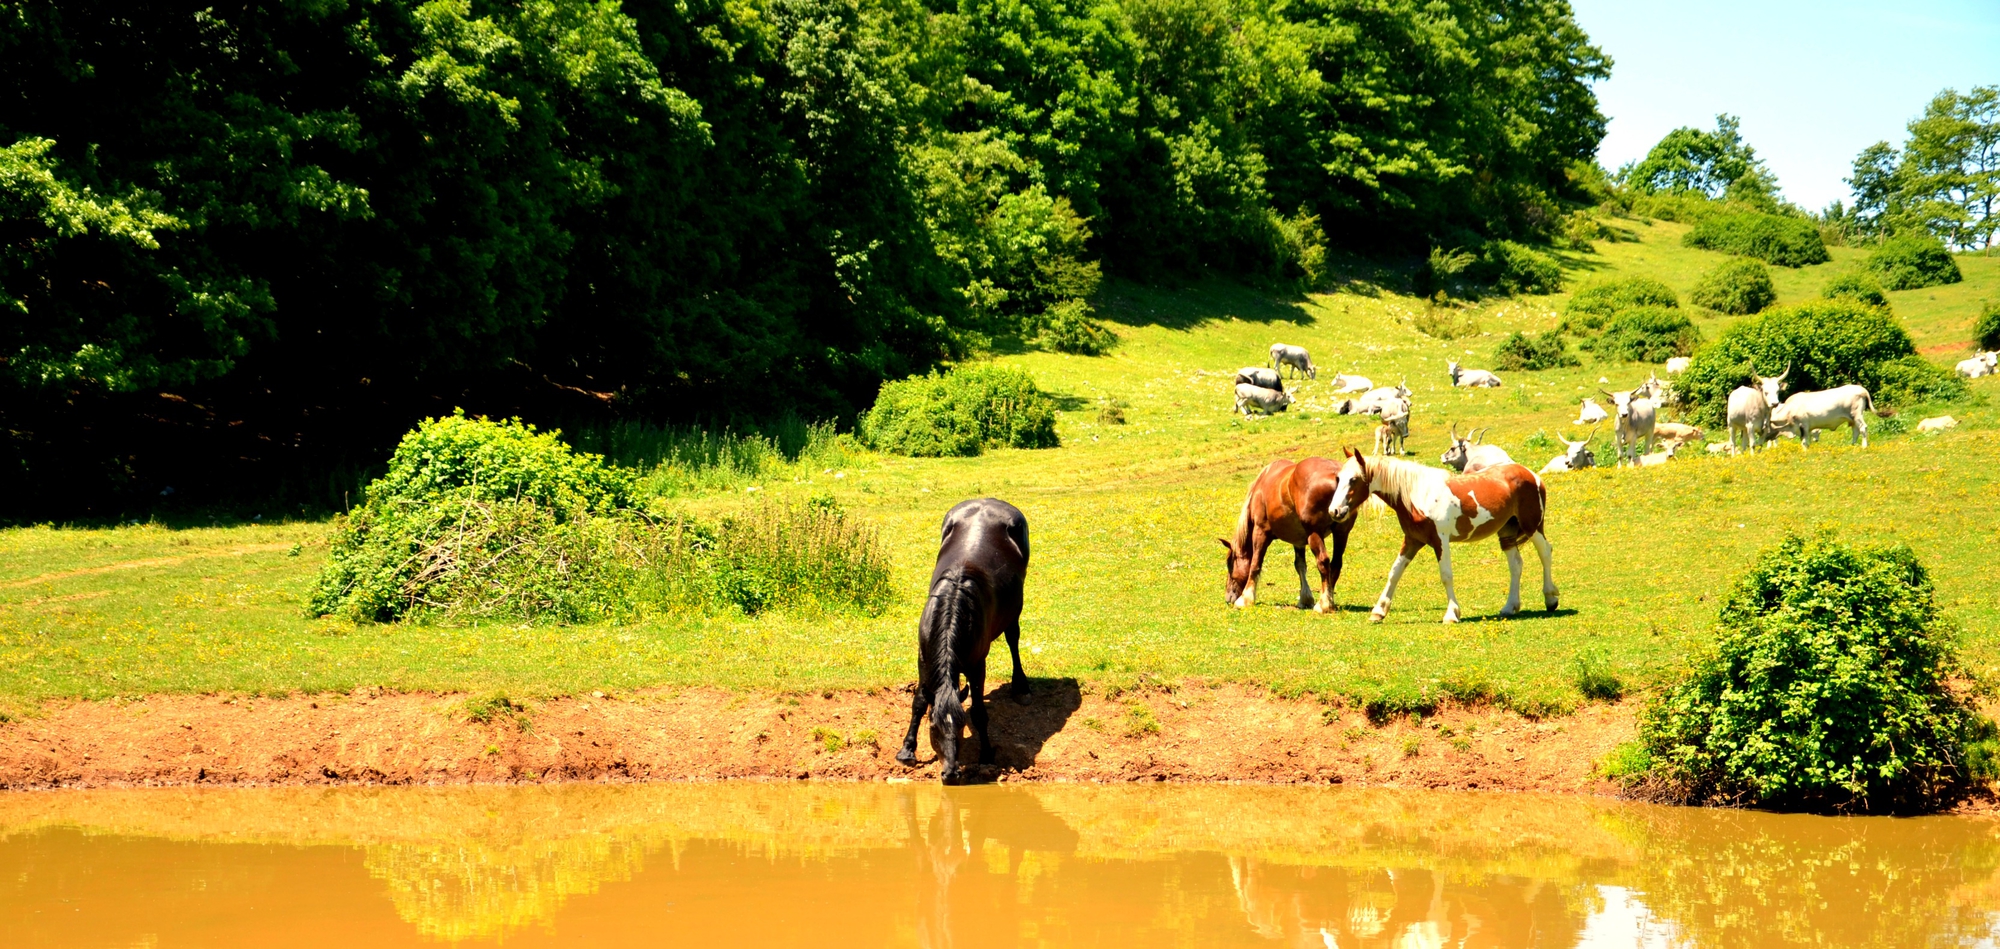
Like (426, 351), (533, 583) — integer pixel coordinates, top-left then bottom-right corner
(1457, 607), (1581, 625)
(1094, 277), (1319, 331)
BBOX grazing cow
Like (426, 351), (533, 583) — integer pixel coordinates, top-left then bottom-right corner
(1540, 431), (1597, 474)
(1447, 360), (1502, 387)
(1917, 415), (1957, 434)
(1328, 450), (1558, 623)
(1599, 387), (1657, 466)
(1221, 457), (1355, 612)
(1270, 344), (1317, 380)
(1652, 422), (1704, 447)
(1726, 386), (1770, 455)
(1769, 385), (1875, 448)
(1235, 366), (1284, 391)
(1957, 352), (1997, 378)
(1374, 411), (1409, 457)
(1574, 398), (1609, 426)
(1635, 441), (1679, 466)
(1235, 383), (1295, 416)
(1439, 425), (1514, 473)
(1664, 356), (1691, 374)
(1332, 372), (1373, 393)
(896, 499), (1030, 785)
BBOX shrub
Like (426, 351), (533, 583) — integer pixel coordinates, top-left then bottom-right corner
(1689, 259), (1776, 314)
(1413, 246), (1475, 298)
(1030, 298), (1114, 355)
(1581, 306), (1702, 364)
(1493, 331), (1578, 371)
(1412, 301), (1481, 340)
(1820, 272), (1889, 309)
(1873, 355), (1968, 408)
(1683, 212), (1831, 267)
(860, 365), (1059, 457)
(1865, 236), (1962, 290)
(1632, 535), (1989, 813)
(1561, 276), (1678, 333)
(670, 496), (894, 617)
(1470, 240), (1563, 295)
(1677, 300), (1919, 425)
(1978, 301), (2000, 351)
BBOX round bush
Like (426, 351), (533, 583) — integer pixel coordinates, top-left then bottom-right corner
(1978, 301), (2000, 351)
(1689, 259), (1776, 314)
(1581, 306), (1702, 363)
(1821, 272), (1889, 308)
(1677, 300), (1917, 425)
(1493, 331), (1577, 371)
(860, 365), (1059, 457)
(1866, 236), (1962, 291)
(1467, 240), (1563, 295)
(1561, 276), (1677, 333)
(1682, 212), (1831, 267)
(1633, 535), (1988, 813)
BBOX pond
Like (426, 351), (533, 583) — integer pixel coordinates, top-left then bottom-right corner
(2, 783), (1996, 947)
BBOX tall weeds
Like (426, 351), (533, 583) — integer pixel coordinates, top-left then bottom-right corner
(564, 417), (854, 496)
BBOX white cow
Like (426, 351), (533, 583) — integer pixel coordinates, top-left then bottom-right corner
(1539, 431), (1598, 474)
(1957, 352), (1997, 378)
(1663, 356), (1691, 374)
(1447, 360), (1502, 387)
(1234, 366), (1284, 391)
(1769, 385), (1874, 448)
(1348, 383), (1412, 417)
(1574, 398), (1609, 425)
(1439, 425), (1513, 473)
(1727, 386), (1770, 455)
(1652, 422), (1704, 447)
(1235, 383), (1294, 415)
(1373, 411), (1410, 456)
(1635, 442), (1679, 466)
(1332, 372), (1373, 393)
(1755, 368), (1790, 408)
(1270, 344), (1317, 379)
(1917, 415), (1957, 434)
(1600, 387), (1657, 466)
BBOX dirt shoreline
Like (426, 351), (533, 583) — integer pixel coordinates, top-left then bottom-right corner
(0, 682), (1638, 794)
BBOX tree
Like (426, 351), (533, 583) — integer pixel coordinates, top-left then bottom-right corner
(1842, 86), (1999, 249)
(1625, 115), (1771, 200)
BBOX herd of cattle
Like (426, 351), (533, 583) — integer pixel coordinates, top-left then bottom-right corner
(1231, 341), (1994, 475)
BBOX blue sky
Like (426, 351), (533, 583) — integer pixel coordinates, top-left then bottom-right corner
(1569, 0), (2000, 211)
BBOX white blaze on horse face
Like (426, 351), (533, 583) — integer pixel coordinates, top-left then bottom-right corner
(1329, 466), (1358, 520)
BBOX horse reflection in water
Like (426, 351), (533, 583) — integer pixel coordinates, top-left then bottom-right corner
(900, 788), (1080, 949)
(1228, 857), (1583, 948)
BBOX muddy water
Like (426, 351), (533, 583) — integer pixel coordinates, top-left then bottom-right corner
(2, 784), (1996, 948)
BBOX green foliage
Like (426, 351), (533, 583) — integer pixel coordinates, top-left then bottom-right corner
(1821, 272), (1890, 309)
(1574, 656), (1624, 702)
(1634, 535), (1987, 813)
(1865, 236), (1964, 290)
(359, 412), (634, 515)
(679, 496), (895, 617)
(566, 418), (854, 498)
(1873, 355), (1969, 408)
(1030, 299), (1116, 355)
(1413, 247), (1476, 298)
(1844, 86), (1999, 250)
(1561, 276), (1678, 333)
(1493, 332), (1578, 372)
(1682, 212), (1831, 267)
(1689, 259), (1776, 315)
(1625, 115), (1771, 200)
(1469, 241), (1563, 295)
(1581, 307), (1702, 364)
(1976, 301), (2000, 351)
(859, 366), (1059, 457)
(1678, 301), (1920, 424)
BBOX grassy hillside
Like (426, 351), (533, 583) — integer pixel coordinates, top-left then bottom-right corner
(4, 218), (1997, 717)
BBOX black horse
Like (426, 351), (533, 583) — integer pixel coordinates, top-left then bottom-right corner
(896, 498), (1031, 784)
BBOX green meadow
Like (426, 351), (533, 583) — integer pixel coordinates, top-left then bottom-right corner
(5, 218), (1998, 717)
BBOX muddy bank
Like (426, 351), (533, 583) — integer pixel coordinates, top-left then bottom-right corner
(0, 682), (1635, 793)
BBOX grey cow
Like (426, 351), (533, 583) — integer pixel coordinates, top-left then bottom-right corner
(1269, 344), (1317, 380)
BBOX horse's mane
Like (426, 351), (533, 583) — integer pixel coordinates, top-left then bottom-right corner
(1361, 456), (1444, 506)
(1230, 491), (1254, 551)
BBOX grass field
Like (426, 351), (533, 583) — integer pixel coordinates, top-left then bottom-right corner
(5, 216), (1998, 717)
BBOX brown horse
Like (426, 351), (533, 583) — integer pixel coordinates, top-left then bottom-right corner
(1327, 447), (1556, 623)
(1219, 457), (1356, 612)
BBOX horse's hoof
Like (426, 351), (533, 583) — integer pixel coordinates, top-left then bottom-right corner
(1441, 613), (1459, 624)
(1011, 689), (1032, 706)
(1368, 611), (1386, 624)
(1499, 606), (1519, 618)
(1314, 599), (1336, 614)
(895, 750), (918, 767)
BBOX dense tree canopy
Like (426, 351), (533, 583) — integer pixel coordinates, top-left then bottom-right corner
(1621, 114), (1777, 207)
(1841, 86), (1998, 250)
(0, 0), (1610, 514)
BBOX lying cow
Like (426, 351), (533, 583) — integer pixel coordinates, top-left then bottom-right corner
(1447, 360), (1502, 387)
(1344, 383), (1411, 417)
(1957, 351), (1998, 379)
(1540, 431), (1597, 474)
(1917, 415), (1957, 434)
(1574, 398), (1609, 426)
(1439, 424), (1512, 473)
(1332, 372), (1373, 393)
(1235, 366), (1284, 391)
(1600, 386), (1657, 466)
(1652, 422), (1704, 447)
(1635, 441), (1679, 467)
(1270, 344), (1317, 380)
(1373, 411), (1409, 456)
(1768, 385), (1874, 448)
(1235, 383), (1294, 416)
(1663, 356), (1691, 374)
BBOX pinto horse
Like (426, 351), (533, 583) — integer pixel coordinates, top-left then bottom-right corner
(896, 498), (1030, 784)
(1220, 457), (1356, 612)
(1328, 448), (1557, 623)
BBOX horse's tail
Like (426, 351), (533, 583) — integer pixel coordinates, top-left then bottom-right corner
(928, 570), (971, 740)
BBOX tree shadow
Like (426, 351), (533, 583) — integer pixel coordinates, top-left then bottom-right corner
(944, 676), (1082, 784)
(1093, 277), (1320, 331)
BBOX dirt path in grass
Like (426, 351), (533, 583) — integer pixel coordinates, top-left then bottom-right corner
(0, 543), (296, 589)
(0, 683), (1634, 795)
